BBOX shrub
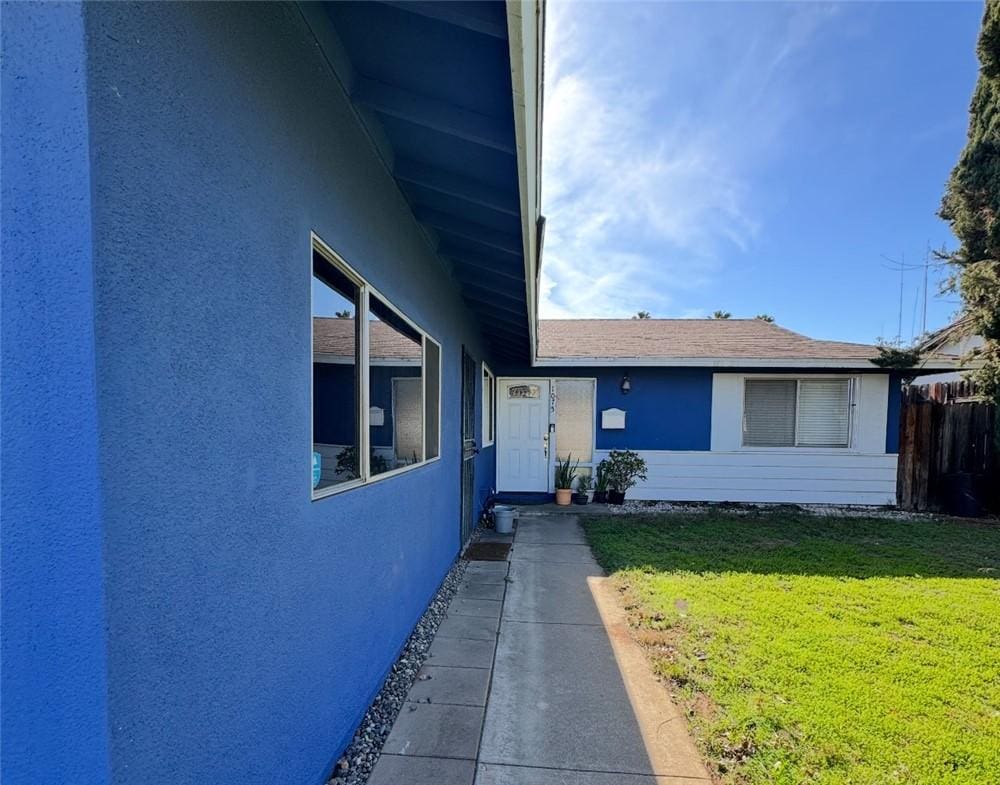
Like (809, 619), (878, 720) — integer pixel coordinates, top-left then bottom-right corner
(604, 449), (648, 492)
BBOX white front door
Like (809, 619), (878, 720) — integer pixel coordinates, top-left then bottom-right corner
(498, 379), (551, 492)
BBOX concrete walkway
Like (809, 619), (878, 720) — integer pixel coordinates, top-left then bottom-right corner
(368, 514), (711, 785)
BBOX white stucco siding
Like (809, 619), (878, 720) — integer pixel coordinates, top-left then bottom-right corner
(608, 372), (897, 506)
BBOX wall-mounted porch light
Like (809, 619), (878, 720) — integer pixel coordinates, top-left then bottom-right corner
(620, 372), (632, 395)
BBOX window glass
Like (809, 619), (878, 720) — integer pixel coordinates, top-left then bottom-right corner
(311, 237), (441, 496)
(743, 378), (852, 448)
(369, 295), (422, 476)
(797, 380), (851, 447)
(554, 379), (594, 463)
(393, 378), (423, 465)
(743, 380), (797, 447)
(312, 253), (361, 491)
(424, 339), (440, 460)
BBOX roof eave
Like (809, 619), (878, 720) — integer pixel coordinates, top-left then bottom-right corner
(507, 0), (544, 366)
(531, 356), (961, 370)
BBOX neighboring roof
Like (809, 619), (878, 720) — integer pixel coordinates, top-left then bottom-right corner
(534, 318), (963, 369)
(916, 315), (983, 374)
(919, 315), (977, 354)
(313, 317), (421, 362)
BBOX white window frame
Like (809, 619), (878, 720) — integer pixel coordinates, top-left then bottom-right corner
(311, 232), (441, 501)
(739, 374), (857, 451)
(482, 363), (495, 447)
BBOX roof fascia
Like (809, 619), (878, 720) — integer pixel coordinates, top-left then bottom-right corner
(531, 357), (963, 370)
(507, 0), (544, 367)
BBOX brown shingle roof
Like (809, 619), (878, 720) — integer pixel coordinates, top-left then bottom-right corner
(315, 316), (958, 368)
(537, 319), (879, 363)
(313, 317), (421, 361)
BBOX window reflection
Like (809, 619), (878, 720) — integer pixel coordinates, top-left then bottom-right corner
(312, 255), (361, 491)
(424, 339), (440, 460)
(369, 295), (423, 475)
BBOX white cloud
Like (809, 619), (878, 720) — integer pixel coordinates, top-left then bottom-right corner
(538, 1), (834, 319)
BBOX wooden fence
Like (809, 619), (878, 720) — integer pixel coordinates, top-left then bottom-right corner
(897, 381), (998, 515)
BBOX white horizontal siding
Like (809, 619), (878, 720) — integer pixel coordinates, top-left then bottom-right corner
(595, 449), (898, 506)
(633, 451), (895, 470)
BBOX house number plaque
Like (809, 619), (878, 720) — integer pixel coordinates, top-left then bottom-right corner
(508, 384), (541, 399)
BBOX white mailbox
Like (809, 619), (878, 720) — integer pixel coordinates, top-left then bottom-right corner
(369, 406), (385, 427)
(601, 407), (626, 430)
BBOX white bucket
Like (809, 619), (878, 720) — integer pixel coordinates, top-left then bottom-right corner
(494, 505), (515, 534)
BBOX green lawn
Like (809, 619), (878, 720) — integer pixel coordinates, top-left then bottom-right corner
(582, 512), (1000, 785)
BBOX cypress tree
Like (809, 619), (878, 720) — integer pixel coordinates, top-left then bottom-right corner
(940, 0), (1000, 399)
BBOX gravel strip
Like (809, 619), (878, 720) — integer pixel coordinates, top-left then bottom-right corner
(327, 556), (469, 784)
(602, 500), (930, 520)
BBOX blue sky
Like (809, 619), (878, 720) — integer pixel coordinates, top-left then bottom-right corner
(539, 1), (984, 344)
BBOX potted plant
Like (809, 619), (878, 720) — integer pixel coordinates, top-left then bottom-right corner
(604, 449), (647, 505)
(592, 460), (610, 504)
(554, 454), (578, 506)
(573, 473), (592, 506)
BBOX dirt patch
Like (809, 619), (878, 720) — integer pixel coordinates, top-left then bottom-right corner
(611, 578), (729, 783)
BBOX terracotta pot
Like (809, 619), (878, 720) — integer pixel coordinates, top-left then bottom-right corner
(555, 488), (573, 506)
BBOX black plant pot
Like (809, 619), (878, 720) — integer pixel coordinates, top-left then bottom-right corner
(573, 492), (589, 506)
(592, 490), (608, 504)
(607, 490), (626, 505)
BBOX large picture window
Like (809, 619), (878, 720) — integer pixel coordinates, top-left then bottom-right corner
(312, 236), (441, 498)
(742, 378), (853, 448)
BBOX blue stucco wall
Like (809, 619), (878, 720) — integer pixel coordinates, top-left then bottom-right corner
(493, 366), (900, 457)
(592, 368), (713, 451)
(475, 442), (498, 509)
(493, 366), (715, 451)
(1, 4), (112, 784)
(78, 3), (494, 783)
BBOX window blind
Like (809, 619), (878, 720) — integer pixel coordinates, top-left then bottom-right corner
(393, 378), (423, 464)
(796, 379), (851, 447)
(743, 380), (797, 446)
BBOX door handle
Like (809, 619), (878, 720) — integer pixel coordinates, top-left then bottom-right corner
(543, 432), (549, 458)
